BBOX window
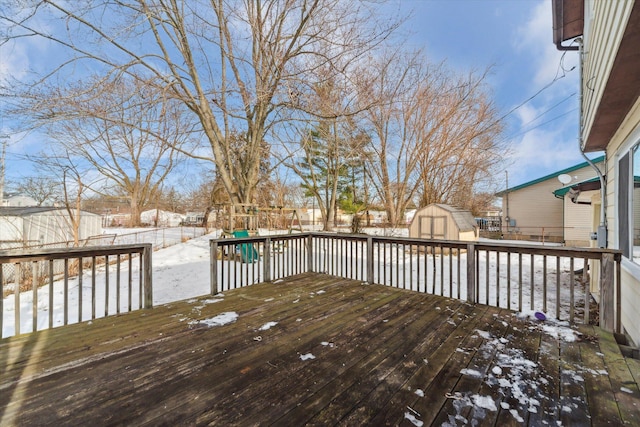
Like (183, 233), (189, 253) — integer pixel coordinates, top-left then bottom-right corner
(633, 144), (640, 264)
(620, 144), (640, 265)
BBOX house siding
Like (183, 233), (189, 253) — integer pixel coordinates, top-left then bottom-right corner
(502, 162), (603, 243)
(583, 0), (640, 346)
(582, 0), (634, 141)
(606, 100), (640, 346)
(563, 197), (593, 246)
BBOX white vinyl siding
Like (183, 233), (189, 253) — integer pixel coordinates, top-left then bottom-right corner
(502, 162), (603, 242)
(582, 0), (634, 143)
(563, 197), (593, 246)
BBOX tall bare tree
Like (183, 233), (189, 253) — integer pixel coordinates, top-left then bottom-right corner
(416, 70), (504, 210)
(357, 51), (504, 226)
(283, 74), (369, 231)
(23, 76), (190, 226)
(356, 50), (439, 226)
(0, 0), (399, 206)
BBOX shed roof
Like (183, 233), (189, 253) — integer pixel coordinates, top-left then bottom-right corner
(495, 155), (604, 196)
(0, 207), (99, 217)
(418, 204), (477, 233)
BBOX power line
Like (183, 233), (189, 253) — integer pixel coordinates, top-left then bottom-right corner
(507, 108), (577, 140)
(501, 93), (576, 141)
(498, 50), (575, 123)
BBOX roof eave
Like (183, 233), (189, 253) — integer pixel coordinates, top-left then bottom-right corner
(552, 0), (583, 51)
(582, 2), (640, 152)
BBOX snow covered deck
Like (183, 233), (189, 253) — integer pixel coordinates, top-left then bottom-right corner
(1, 272), (639, 426)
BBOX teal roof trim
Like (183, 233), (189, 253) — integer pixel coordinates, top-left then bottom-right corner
(552, 176), (600, 198)
(496, 155), (604, 196)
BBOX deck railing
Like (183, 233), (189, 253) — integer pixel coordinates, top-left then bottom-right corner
(1, 244), (152, 338)
(210, 234), (308, 293)
(210, 232), (622, 332)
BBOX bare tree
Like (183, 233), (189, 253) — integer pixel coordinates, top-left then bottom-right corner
(24, 76), (190, 226)
(416, 70), (504, 211)
(28, 149), (102, 246)
(14, 176), (59, 206)
(0, 1), (399, 206)
(356, 50), (438, 227)
(282, 73), (369, 231)
(357, 51), (504, 226)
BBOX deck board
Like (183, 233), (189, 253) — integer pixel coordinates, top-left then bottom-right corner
(1, 272), (638, 426)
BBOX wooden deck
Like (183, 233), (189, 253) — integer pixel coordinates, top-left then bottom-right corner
(1, 273), (638, 426)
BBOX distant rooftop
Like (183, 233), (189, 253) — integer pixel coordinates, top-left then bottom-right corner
(496, 155), (605, 196)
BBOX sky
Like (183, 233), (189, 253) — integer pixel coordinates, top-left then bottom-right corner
(392, 0), (584, 189)
(0, 0), (589, 194)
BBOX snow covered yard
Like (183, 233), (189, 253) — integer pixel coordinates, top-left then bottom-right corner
(2, 232), (599, 339)
(1, 273), (638, 426)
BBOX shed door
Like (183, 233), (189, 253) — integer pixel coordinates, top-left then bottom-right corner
(419, 216), (447, 239)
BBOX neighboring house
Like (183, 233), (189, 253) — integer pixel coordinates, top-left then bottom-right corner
(553, 0), (640, 345)
(140, 209), (185, 227)
(1, 192), (37, 207)
(496, 157), (604, 245)
(0, 206), (102, 249)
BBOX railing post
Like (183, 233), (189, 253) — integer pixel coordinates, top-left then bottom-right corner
(143, 244), (153, 308)
(210, 240), (218, 295)
(264, 237), (272, 282)
(599, 252), (615, 332)
(306, 234), (313, 273)
(367, 236), (374, 284)
(466, 243), (476, 304)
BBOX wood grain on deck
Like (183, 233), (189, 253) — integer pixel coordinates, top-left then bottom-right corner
(1, 272), (638, 426)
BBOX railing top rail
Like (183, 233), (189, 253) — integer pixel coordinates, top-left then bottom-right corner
(210, 232), (308, 245)
(0, 243), (152, 264)
(472, 241), (622, 260)
(208, 231), (622, 260)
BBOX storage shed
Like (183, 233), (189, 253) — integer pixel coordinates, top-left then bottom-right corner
(409, 204), (478, 242)
(0, 207), (102, 249)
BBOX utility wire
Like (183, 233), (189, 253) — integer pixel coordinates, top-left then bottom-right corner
(500, 92), (576, 142)
(498, 50), (574, 123)
(506, 108), (577, 140)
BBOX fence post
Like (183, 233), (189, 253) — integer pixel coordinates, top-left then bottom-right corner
(466, 243), (476, 304)
(367, 236), (374, 284)
(143, 244), (153, 308)
(307, 234), (314, 273)
(264, 237), (272, 282)
(210, 240), (218, 295)
(599, 252), (615, 332)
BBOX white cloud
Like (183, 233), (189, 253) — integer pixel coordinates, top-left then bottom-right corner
(515, 1), (578, 88)
(506, 127), (583, 186)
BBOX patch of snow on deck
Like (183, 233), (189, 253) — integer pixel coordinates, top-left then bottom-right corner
(259, 321), (277, 331)
(299, 353), (316, 361)
(460, 368), (483, 378)
(472, 394), (497, 411)
(194, 312), (238, 327)
(403, 412), (423, 427)
(517, 311), (580, 342)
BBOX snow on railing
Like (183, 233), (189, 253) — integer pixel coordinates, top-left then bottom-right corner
(210, 233), (622, 333)
(1, 244), (152, 338)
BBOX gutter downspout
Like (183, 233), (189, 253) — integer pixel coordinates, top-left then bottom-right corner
(577, 37), (607, 248)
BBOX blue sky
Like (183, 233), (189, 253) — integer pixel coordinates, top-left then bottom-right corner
(394, 0), (585, 189)
(1, 0), (589, 193)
